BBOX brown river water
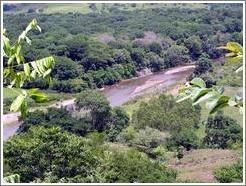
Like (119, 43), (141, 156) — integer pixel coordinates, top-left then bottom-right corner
(2, 65), (195, 141)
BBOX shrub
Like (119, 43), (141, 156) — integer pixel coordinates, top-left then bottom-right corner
(4, 126), (177, 183)
(51, 79), (88, 93)
(17, 107), (90, 136)
(169, 129), (199, 151)
(75, 90), (111, 132)
(4, 126), (99, 183)
(52, 57), (82, 80)
(203, 111), (243, 149)
(98, 149), (177, 183)
(132, 94), (201, 133)
(106, 107), (130, 141)
(214, 159), (243, 183)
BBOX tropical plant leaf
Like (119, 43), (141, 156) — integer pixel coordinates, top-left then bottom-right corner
(217, 42), (243, 54)
(28, 88), (48, 103)
(190, 77), (206, 88)
(225, 55), (243, 64)
(235, 66), (243, 73)
(209, 96), (230, 114)
(10, 94), (25, 112)
(20, 100), (28, 118)
(176, 93), (192, 103)
(24, 63), (30, 77)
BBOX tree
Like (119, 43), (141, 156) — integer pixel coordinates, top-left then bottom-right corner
(147, 42), (162, 55)
(146, 52), (164, 72)
(3, 19), (55, 117)
(51, 79), (88, 93)
(203, 111), (242, 149)
(97, 149), (177, 183)
(163, 45), (190, 68)
(130, 47), (147, 69)
(75, 90), (111, 131)
(106, 107), (130, 141)
(185, 35), (202, 59)
(52, 56), (82, 80)
(17, 108), (90, 136)
(3, 126), (100, 183)
(132, 94), (201, 133)
(4, 126), (177, 183)
(171, 129), (199, 151)
(193, 54), (213, 75)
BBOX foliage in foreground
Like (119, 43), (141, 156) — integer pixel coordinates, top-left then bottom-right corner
(4, 126), (177, 183)
(214, 159), (243, 183)
(177, 42), (243, 115)
(3, 174), (20, 183)
(3, 19), (55, 117)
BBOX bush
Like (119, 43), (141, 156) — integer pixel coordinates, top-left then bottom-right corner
(17, 108), (90, 136)
(130, 127), (170, 149)
(132, 94), (201, 133)
(203, 111), (243, 149)
(106, 107), (130, 141)
(4, 126), (99, 183)
(52, 56), (82, 80)
(23, 78), (50, 89)
(4, 126), (177, 183)
(98, 149), (177, 183)
(214, 159), (243, 183)
(168, 129), (199, 151)
(51, 79), (88, 93)
(75, 90), (111, 132)
(193, 55), (213, 76)
(163, 45), (190, 68)
(117, 126), (136, 142)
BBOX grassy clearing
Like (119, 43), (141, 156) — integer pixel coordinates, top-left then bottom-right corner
(3, 88), (74, 114)
(4, 3), (208, 15)
(43, 4), (91, 14)
(168, 149), (241, 183)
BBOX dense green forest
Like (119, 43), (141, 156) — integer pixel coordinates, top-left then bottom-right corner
(3, 3), (244, 183)
(3, 3), (243, 91)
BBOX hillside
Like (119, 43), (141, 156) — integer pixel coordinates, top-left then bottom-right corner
(2, 3), (244, 184)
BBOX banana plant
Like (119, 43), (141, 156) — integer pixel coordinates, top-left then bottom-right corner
(177, 42), (243, 114)
(3, 19), (55, 118)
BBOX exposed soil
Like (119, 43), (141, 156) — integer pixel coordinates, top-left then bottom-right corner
(168, 149), (240, 183)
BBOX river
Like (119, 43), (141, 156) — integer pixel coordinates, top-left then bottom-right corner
(2, 65), (195, 141)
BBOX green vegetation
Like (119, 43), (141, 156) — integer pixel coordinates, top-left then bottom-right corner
(204, 111), (242, 149)
(3, 3), (243, 184)
(3, 88), (21, 99)
(214, 159), (243, 183)
(3, 19), (55, 117)
(178, 42), (243, 115)
(3, 3), (242, 94)
(4, 126), (177, 183)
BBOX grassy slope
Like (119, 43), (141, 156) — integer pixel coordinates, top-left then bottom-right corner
(169, 149), (241, 183)
(121, 60), (243, 183)
(3, 88), (74, 114)
(4, 3), (208, 14)
(43, 4), (91, 14)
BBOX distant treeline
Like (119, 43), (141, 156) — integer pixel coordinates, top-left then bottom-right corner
(3, 4), (243, 92)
